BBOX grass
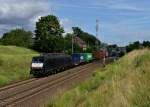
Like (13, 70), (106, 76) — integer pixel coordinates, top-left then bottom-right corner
(48, 49), (150, 107)
(0, 45), (39, 87)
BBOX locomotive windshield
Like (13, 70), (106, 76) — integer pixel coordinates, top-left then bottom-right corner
(32, 57), (44, 63)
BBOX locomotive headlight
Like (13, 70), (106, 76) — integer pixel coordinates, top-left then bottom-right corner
(32, 63), (43, 68)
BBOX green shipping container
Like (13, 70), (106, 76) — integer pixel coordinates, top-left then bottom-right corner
(82, 53), (93, 62)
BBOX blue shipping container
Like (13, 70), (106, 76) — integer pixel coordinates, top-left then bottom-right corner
(71, 53), (84, 65)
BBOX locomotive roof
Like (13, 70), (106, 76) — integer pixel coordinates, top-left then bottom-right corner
(33, 54), (71, 60)
(40, 53), (65, 56)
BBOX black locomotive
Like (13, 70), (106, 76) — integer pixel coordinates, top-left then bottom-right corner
(30, 53), (72, 76)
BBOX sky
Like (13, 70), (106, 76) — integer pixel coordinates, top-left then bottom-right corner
(0, 0), (150, 46)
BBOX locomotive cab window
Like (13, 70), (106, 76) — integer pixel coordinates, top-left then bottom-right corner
(32, 57), (44, 63)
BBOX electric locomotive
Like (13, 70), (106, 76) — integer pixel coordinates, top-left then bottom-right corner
(30, 53), (73, 76)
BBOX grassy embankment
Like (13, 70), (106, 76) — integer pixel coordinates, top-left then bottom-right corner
(0, 45), (38, 87)
(49, 49), (150, 107)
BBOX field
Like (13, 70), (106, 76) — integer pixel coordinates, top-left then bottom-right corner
(0, 45), (38, 87)
(49, 49), (150, 107)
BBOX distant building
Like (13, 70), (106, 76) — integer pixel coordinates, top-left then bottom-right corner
(74, 36), (87, 48)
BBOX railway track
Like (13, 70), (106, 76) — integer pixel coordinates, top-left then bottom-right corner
(0, 61), (102, 107)
(0, 62), (91, 95)
(0, 78), (38, 92)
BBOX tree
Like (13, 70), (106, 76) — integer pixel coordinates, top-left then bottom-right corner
(63, 33), (83, 54)
(63, 33), (72, 54)
(143, 41), (150, 47)
(1, 29), (33, 48)
(126, 41), (141, 52)
(72, 27), (82, 35)
(0, 38), (2, 45)
(34, 15), (64, 52)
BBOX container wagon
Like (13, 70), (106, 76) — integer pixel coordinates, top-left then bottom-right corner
(82, 53), (93, 62)
(71, 53), (84, 65)
(93, 50), (108, 60)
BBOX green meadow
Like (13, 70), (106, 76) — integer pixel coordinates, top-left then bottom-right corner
(0, 45), (38, 87)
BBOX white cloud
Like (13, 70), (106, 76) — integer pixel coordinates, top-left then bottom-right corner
(60, 18), (73, 27)
(0, 0), (49, 21)
(100, 17), (150, 46)
(60, 18), (74, 33)
(32, 16), (42, 23)
(91, 0), (147, 11)
(0, 0), (51, 36)
(56, 0), (148, 12)
(0, 0), (48, 18)
(110, 4), (142, 11)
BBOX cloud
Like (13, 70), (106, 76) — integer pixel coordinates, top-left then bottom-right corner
(0, 0), (50, 36)
(60, 18), (72, 26)
(100, 16), (150, 46)
(0, 24), (22, 36)
(60, 18), (74, 33)
(110, 4), (142, 11)
(56, 0), (146, 12)
(91, 0), (145, 11)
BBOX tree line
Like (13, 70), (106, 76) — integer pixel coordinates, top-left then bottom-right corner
(0, 15), (100, 54)
(126, 41), (150, 52)
(0, 14), (149, 54)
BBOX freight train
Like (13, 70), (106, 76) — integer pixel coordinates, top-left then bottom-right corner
(30, 51), (107, 77)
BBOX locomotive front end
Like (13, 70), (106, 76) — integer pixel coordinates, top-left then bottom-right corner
(30, 56), (44, 75)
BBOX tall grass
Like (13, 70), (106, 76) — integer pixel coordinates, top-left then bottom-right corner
(0, 45), (38, 87)
(49, 49), (150, 107)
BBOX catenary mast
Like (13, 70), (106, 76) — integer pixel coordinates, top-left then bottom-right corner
(96, 19), (99, 50)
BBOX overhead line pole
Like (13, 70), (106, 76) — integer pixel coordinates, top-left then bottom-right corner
(96, 19), (99, 51)
(96, 19), (105, 66)
(72, 34), (74, 54)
